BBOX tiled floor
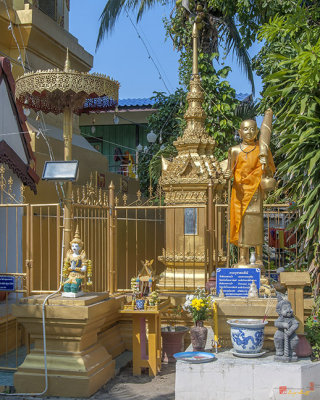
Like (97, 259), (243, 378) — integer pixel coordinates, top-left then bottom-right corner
(0, 345), (28, 387)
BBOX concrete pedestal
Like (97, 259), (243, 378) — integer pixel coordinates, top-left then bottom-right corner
(12, 293), (115, 397)
(175, 350), (320, 400)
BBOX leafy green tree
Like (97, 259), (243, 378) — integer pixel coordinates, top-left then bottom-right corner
(99, 1), (313, 196)
(168, 1), (255, 92)
(253, 5), (320, 286)
(207, 0), (304, 48)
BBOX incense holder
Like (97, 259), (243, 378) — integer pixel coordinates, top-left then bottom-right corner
(227, 319), (268, 355)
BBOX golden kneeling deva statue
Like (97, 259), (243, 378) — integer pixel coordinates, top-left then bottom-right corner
(62, 227), (92, 296)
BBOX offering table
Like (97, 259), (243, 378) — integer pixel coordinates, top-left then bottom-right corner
(120, 299), (170, 376)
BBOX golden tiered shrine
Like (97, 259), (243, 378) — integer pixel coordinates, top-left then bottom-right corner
(158, 22), (227, 291)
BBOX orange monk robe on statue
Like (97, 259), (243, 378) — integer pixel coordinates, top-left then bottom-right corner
(230, 145), (276, 246)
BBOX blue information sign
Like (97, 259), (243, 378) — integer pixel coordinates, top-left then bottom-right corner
(216, 268), (260, 297)
(0, 276), (15, 291)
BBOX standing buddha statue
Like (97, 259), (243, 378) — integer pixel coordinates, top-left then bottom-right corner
(226, 109), (276, 267)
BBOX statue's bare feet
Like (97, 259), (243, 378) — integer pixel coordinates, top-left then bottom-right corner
(236, 256), (248, 267)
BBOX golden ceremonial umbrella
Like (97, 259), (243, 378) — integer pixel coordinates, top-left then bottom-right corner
(15, 50), (119, 253)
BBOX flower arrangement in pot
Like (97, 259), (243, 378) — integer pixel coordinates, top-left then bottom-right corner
(183, 288), (214, 352)
(148, 290), (159, 306)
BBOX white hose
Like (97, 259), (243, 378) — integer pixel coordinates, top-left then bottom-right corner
(1, 209), (65, 397)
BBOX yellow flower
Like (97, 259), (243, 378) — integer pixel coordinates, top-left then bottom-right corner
(191, 299), (198, 308)
(191, 298), (206, 311)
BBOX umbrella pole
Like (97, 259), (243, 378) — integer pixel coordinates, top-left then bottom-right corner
(63, 106), (73, 255)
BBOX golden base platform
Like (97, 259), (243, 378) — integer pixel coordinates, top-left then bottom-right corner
(12, 292), (115, 398)
(157, 266), (206, 291)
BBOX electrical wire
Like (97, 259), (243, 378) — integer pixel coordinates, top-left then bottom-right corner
(87, 91), (184, 150)
(116, 114), (147, 126)
(125, 9), (172, 95)
(156, 91), (185, 141)
(81, 131), (137, 152)
(2, 0), (26, 72)
(137, 22), (175, 93)
(3, 0), (178, 155)
(0, 130), (40, 136)
(14, 8), (31, 69)
(0, 50), (32, 71)
(2, 0), (57, 165)
(3, 0), (62, 197)
(199, 78), (244, 132)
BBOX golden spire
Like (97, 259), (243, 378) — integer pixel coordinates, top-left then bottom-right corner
(64, 48), (70, 72)
(70, 225), (83, 246)
(159, 5), (225, 201)
(192, 20), (199, 76)
(174, 5), (214, 152)
(74, 225), (80, 240)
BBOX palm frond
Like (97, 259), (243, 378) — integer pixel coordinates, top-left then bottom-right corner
(96, 0), (168, 49)
(137, 0), (172, 21)
(235, 99), (258, 120)
(96, 0), (127, 49)
(220, 16), (255, 95)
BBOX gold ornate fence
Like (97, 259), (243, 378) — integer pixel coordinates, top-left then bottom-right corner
(0, 164), (300, 370)
(210, 202), (299, 273)
(113, 193), (299, 291)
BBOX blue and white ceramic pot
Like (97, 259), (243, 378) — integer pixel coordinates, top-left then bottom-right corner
(135, 299), (145, 310)
(227, 319), (268, 354)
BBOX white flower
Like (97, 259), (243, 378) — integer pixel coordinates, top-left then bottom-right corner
(183, 294), (195, 310)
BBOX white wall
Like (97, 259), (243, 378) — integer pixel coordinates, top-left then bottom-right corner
(0, 169), (24, 316)
(0, 78), (28, 163)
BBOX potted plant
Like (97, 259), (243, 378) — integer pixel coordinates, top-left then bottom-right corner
(183, 288), (214, 351)
(161, 305), (189, 363)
